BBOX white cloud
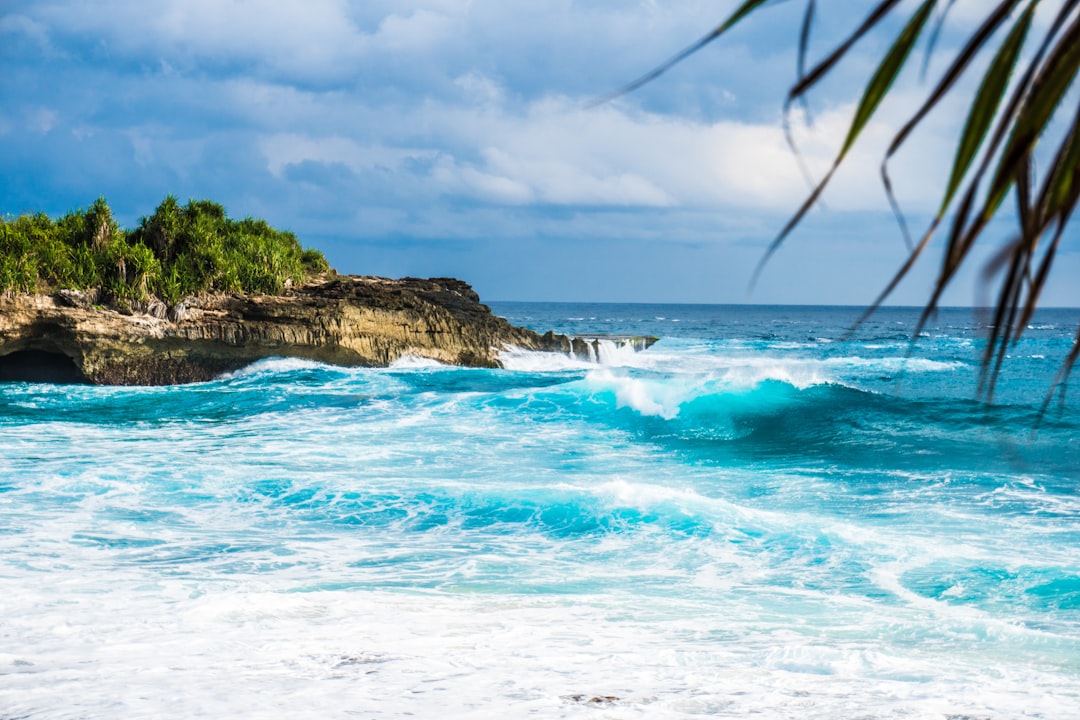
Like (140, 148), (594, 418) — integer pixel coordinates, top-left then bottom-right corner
(124, 129), (155, 167)
(432, 94), (951, 213)
(258, 134), (435, 178)
(29, 0), (368, 81)
(374, 9), (455, 51)
(29, 107), (58, 134)
(454, 72), (504, 106)
(18, 0), (731, 91)
(0, 13), (58, 55)
(435, 159), (535, 204)
(244, 78), (958, 217)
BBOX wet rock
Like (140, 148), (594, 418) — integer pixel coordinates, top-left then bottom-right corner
(561, 694), (620, 705)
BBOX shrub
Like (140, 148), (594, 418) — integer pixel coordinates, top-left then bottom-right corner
(0, 196), (333, 306)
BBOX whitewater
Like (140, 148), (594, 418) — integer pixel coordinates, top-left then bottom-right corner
(1, 303), (1077, 719)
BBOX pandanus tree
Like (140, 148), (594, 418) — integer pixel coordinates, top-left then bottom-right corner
(609, 0), (1080, 406)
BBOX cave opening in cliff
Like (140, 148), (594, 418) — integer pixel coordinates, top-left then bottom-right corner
(0, 349), (90, 384)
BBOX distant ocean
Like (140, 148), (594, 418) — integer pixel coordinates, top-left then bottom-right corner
(1, 303), (1078, 718)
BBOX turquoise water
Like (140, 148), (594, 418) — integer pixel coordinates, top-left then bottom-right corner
(0, 304), (1077, 718)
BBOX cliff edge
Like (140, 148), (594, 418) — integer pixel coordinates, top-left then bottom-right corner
(0, 276), (576, 385)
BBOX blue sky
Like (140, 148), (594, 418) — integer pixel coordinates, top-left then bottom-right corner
(2, 0), (1077, 305)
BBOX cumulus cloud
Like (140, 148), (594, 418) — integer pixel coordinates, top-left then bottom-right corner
(251, 83), (954, 216)
(1, 0), (966, 219)
(259, 134), (434, 179)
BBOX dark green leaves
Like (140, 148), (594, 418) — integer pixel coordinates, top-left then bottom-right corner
(842, 0), (936, 158)
(984, 8), (1080, 222)
(0, 198), (331, 307)
(942, 3), (1035, 214)
(752, 0), (936, 287)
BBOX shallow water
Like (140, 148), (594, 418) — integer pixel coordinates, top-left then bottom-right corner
(1, 304), (1077, 718)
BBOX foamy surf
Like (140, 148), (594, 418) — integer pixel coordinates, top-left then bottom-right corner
(389, 354), (445, 369)
(220, 356), (338, 379)
(498, 345), (593, 371)
(1, 303), (1077, 718)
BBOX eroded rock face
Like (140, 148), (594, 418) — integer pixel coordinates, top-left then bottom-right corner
(0, 276), (573, 385)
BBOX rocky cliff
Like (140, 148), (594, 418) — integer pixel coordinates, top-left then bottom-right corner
(0, 276), (596, 385)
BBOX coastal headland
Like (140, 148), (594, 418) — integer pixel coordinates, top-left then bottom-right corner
(0, 276), (658, 385)
(0, 197), (655, 384)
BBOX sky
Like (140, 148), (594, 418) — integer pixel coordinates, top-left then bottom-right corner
(1, 0), (1078, 305)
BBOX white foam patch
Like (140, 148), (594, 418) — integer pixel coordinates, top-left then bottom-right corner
(717, 359), (829, 390)
(389, 354), (445, 369)
(583, 368), (695, 419)
(2, 568), (1076, 719)
(223, 356), (335, 379)
(577, 362), (841, 421)
(499, 339), (961, 392)
(499, 340), (660, 372)
(497, 346), (592, 372)
(594, 338), (641, 365)
(828, 356), (965, 373)
(585, 478), (776, 527)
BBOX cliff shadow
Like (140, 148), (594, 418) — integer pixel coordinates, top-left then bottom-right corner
(0, 349), (91, 384)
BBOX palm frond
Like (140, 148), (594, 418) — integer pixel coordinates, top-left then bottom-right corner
(751, 0), (936, 289)
(796, 0), (817, 119)
(860, 0), (1031, 324)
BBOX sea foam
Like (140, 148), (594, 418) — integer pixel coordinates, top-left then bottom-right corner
(1, 303), (1077, 718)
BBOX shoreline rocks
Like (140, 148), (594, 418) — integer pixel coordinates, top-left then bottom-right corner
(0, 276), (534, 384)
(0, 276), (657, 385)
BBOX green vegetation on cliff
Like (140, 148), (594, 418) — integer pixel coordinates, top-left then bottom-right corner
(0, 196), (330, 305)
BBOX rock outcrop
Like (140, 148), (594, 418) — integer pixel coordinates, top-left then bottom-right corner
(0, 276), (611, 385)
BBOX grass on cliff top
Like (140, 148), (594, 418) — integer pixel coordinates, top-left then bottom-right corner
(0, 196), (331, 306)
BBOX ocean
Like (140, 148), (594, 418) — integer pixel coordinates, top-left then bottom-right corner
(0, 303), (1077, 718)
